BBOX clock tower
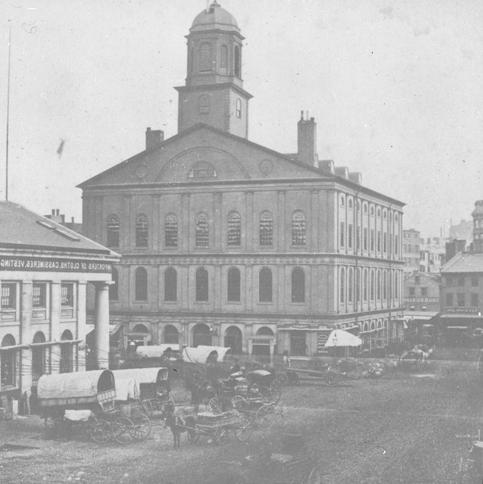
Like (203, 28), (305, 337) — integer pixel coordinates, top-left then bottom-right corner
(175, 1), (252, 138)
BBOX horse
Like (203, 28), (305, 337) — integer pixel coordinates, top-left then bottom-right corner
(162, 402), (196, 449)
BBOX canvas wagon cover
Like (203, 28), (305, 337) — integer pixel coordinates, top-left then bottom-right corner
(136, 344), (180, 358)
(113, 367), (168, 385)
(113, 376), (139, 401)
(182, 346), (231, 364)
(37, 370), (114, 401)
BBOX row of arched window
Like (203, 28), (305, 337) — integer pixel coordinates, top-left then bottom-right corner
(111, 266), (308, 304)
(106, 210), (308, 249)
(339, 267), (401, 305)
(191, 42), (241, 77)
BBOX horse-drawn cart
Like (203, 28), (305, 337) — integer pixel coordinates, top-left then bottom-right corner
(37, 370), (134, 444)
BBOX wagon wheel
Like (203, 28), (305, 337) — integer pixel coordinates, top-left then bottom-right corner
(255, 403), (276, 427)
(89, 418), (112, 445)
(112, 416), (134, 445)
(274, 372), (288, 387)
(208, 397), (222, 413)
(232, 395), (248, 412)
(234, 416), (254, 443)
(304, 465), (323, 484)
(130, 414), (152, 441)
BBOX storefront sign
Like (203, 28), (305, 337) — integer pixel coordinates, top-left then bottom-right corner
(445, 307), (479, 315)
(0, 256), (112, 274)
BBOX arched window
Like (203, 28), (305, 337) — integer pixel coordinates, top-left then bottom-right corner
(356, 268), (361, 302)
(292, 211), (306, 246)
(135, 214), (148, 248)
(348, 267), (353, 303)
(340, 267), (345, 304)
(106, 215), (120, 248)
(199, 94), (210, 114)
(165, 214), (178, 248)
(235, 98), (242, 118)
(193, 323), (211, 347)
(363, 268), (368, 301)
(291, 267), (305, 303)
(395, 272), (399, 299)
(227, 267), (241, 302)
(370, 270), (375, 300)
(60, 330), (73, 374)
(220, 44), (228, 68)
(259, 211), (273, 246)
(1, 334), (17, 387)
(195, 213), (209, 247)
(135, 267), (148, 301)
(224, 326), (242, 354)
(32, 331), (46, 382)
(199, 42), (212, 71)
(259, 267), (272, 303)
(227, 211), (241, 246)
(164, 267), (177, 302)
(377, 270), (381, 299)
(234, 45), (241, 77)
(383, 270), (387, 299)
(196, 267), (209, 301)
(189, 161), (216, 179)
(164, 325), (179, 344)
(109, 268), (119, 300)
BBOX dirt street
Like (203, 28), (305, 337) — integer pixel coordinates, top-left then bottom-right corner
(1, 366), (482, 483)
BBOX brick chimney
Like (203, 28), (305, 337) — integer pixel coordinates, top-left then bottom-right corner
(297, 111), (317, 166)
(145, 127), (164, 150)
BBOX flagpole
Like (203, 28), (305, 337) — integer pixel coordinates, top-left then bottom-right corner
(5, 21), (12, 202)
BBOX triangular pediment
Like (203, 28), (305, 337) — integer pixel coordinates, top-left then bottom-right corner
(78, 124), (322, 188)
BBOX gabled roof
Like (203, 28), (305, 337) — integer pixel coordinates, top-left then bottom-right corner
(78, 123), (405, 206)
(441, 252), (483, 274)
(0, 201), (117, 256)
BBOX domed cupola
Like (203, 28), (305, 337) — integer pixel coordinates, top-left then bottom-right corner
(191, 1), (240, 33)
(175, 1), (252, 138)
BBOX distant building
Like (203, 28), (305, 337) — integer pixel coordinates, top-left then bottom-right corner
(449, 219), (473, 242)
(419, 237), (445, 273)
(403, 229), (422, 273)
(0, 201), (118, 416)
(45, 208), (83, 234)
(472, 200), (483, 253)
(404, 271), (440, 312)
(444, 239), (467, 264)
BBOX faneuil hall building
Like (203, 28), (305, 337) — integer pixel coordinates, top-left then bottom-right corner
(79, 2), (405, 359)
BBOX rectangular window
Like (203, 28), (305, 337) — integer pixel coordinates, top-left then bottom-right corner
(348, 224), (353, 249)
(61, 283), (75, 319)
(1, 283), (16, 309)
(259, 219), (273, 246)
(33, 283), (46, 308)
(370, 229), (375, 251)
(446, 293), (453, 307)
(363, 228), (368, 251)
(356, 227), (361, 250)
(421, 287), (428, 297)
(471, 293), (479, 307)
(165, 218), (178, 248)
(383, 233), (386, 252)
(340, 222), (345, 247)
(409, 287), (415, 296)
(377, 231), (381, 252)
(457, 293), (465, 307)
(458, 277), (465, 287)
(471, 276), (479, 287)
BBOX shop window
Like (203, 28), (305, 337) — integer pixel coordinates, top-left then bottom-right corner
(0, 282), (17, 321)
(61, 283), (75, 319)
(32, 283), (47, 319)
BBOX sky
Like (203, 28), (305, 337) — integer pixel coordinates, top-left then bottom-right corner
(0, 0), (482, 238)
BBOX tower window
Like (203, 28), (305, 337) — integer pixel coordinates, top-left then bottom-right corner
(220, 45), (228, 68)
(199, 42), (212, 72)
(199, 95), (210, 114)
(236, 99), (242, 118)
(234, 45), (241, 77)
